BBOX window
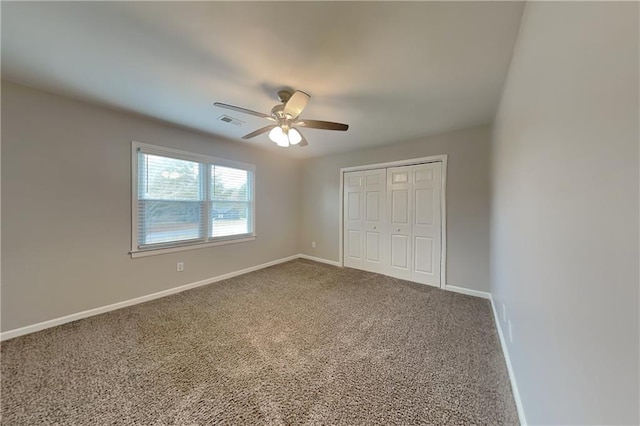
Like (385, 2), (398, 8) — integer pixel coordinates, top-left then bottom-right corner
(131, 142), (255, 257)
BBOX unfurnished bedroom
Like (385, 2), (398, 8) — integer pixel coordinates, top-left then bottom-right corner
(1, 2), (638, 425)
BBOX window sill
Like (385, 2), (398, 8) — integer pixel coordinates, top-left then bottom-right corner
(130, 235), (256, 258)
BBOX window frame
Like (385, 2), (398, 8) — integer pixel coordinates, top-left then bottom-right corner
(131, 141), (256, 258)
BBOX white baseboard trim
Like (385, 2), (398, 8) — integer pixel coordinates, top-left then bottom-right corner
(297, 253), (341, 267)
(0, 254), (299, 342)
(444, 285), (491, 300)
(490, 297), (528, 426)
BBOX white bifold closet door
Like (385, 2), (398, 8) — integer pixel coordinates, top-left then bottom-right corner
(344, 162), (442, 287)
(388, 162), (442, 286)
(343, 169), (386, 273)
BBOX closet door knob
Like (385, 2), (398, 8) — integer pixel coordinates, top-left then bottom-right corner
(373, 226), (377, 230)
(397, 228), (401, 232)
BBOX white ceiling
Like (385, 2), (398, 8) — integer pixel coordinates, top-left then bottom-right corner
(2, 2), (524, 158)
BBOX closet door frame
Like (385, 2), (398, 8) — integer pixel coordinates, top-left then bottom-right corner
(338, 154), (447, 289)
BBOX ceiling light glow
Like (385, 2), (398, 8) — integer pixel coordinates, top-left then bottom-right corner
(269, 126), (300, 147)
(288, 128), (302, 145)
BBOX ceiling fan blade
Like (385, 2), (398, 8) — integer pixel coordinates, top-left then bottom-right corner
(297, 131), (309, 147)
(295, 119), (349, 131)
(283, 90), (310, 119)
(214, 102), (274, 120)
(242, 125), (275, 139)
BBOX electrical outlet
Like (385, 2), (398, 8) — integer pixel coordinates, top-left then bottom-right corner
(502, 303), (507, 322)
(177, 262), (184, 272)
(311, 241), (316, 248)
(508, 320), (513, 343)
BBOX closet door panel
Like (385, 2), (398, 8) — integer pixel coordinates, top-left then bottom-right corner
(387, 166), (412, 280)
(343, 172), (364, 269)
(347, 230), (362, 259)
(411, 163), (442, 286)
(414, 188), (434, 225)
(414, 236), (434, 274)
(391, 190), (409, 224)
(363, 169), (386, 273)
(347, 192), (361, 220)
(366, 192), (380, 221)
(391, 234), (409, 269)
(366, 232), (381, 262)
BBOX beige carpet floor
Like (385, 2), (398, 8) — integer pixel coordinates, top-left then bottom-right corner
(1, 259), (518, 425)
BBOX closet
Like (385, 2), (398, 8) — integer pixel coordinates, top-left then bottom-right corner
(343, 161), (443, 287)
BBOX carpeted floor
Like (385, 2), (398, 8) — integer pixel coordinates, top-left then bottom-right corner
(1, 259), (518, 425)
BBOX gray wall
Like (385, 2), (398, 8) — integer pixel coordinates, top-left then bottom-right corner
(1, 81), (301, 331)
(299, 125), (491, 292)
(491, 2), (639, 424)
(1, 82), (492, 332)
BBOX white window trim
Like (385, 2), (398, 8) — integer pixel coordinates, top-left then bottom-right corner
(130, 141), (256, 258)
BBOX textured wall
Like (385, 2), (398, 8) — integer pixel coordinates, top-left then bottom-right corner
(491, 2), (639, 424)
(1, 81), (301, 331)
(299, 125), (492, 292)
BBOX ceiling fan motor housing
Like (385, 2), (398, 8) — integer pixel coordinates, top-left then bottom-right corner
(271, 104), (285, 119)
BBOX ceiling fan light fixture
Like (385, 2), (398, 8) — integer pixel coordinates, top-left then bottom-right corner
(269, 126), (289, 147)
(215, 89), (349, 148)
(288, 128), (302, 145)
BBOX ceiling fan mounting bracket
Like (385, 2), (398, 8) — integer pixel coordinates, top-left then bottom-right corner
(277, 90), (293, 104)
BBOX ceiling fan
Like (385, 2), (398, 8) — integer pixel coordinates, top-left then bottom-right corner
(214, 90), (348, 148)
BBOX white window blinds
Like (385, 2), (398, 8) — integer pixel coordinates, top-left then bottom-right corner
(132, 142), (255, 254)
